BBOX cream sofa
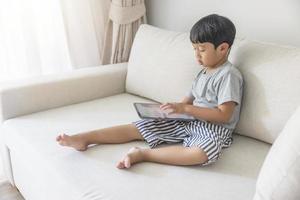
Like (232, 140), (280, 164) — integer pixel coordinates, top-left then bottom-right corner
(0, 24), (300, 200)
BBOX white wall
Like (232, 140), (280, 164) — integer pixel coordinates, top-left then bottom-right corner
(145, 0), (300, 47)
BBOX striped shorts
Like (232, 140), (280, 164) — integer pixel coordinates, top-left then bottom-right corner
(133, 119), (233, 165)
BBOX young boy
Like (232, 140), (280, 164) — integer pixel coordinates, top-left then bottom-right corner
(56, 14), (243, 169)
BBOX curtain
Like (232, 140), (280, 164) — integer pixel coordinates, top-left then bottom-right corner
(0, 0), (110, 82)
(102, 0), (147, 64)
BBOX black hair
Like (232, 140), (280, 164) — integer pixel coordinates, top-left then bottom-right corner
(190, 14), (236, 48)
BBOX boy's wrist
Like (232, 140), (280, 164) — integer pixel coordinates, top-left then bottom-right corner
(182, 104), (191, 114)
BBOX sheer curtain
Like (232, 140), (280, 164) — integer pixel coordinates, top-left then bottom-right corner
(0, 0), (110, 82)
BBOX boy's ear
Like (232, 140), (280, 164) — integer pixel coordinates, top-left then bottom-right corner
(217, 42), (229, 53)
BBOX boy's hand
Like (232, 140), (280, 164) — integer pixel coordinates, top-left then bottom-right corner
(160, 103), (186, 114)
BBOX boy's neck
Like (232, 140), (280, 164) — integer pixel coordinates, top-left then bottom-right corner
(205, 57), (228, 73)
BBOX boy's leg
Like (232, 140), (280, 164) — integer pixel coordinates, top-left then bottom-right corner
(117, 145), (208, 169)
(56, 124), (144, 151)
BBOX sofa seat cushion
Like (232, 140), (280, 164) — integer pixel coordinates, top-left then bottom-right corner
(2, 93), (270, 200)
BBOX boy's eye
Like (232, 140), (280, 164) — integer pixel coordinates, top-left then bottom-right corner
(192, 46), (205, 52)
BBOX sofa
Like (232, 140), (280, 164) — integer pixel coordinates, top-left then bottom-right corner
(0, 24), (300, 200)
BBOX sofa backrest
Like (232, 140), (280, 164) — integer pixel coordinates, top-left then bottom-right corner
(126, 25), (199, 103)
(126, 24), (300, 144)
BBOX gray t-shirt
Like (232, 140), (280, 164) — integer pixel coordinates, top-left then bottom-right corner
(187, 61), (243, 131)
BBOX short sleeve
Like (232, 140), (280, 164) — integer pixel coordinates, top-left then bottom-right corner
(217, 71), (243, 105)
(186, 88), (194, 99)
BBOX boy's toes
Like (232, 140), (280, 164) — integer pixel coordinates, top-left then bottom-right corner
(56, 135), (62, 141)
(56, 134), (68, 146)
(124, 156), (131, 168)
(116, 155), (132, 169)
(117, 161), (126, 169)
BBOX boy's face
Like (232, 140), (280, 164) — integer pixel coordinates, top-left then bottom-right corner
(192, 42), (229, 68)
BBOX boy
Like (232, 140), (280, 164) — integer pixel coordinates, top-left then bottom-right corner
(56, 14), (243, 169)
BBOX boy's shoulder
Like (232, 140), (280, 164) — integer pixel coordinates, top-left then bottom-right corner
(215, 61), (243, 82)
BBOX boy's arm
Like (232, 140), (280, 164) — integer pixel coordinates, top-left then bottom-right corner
(181, 96), (194, 105)
(183, 102), (236, 123)
(160, 101), (236, 124)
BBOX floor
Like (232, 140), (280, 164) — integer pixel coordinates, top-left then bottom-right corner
(0, 158), (25, 200)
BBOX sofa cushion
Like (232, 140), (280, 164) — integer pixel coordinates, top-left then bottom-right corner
(126, 25), (200, 103)
(253, 106), (300, 200)
(126, 24), (300, 144)
(2, 93), (270, 200)
(229, 40), (300, 143)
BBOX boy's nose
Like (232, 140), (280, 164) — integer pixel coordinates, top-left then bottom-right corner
(195, 54), (201, 59)
(195, 51), (201, 57)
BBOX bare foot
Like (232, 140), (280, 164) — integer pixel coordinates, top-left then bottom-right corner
(117, 147), (144, 169)
(56, 133), (88, 151)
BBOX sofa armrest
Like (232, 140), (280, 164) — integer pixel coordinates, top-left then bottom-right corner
(0, 62), (128, 121)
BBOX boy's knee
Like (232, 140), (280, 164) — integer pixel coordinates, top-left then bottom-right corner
(128, 124), (144, 141)
(187, 146), (208, 164)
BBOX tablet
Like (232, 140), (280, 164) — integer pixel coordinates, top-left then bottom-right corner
(133, 103), (195, 121)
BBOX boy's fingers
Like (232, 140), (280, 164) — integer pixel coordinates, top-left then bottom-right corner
(159, 104), (165, 109)
(161, 105), (172, 110)
(160, 103), (171, 109)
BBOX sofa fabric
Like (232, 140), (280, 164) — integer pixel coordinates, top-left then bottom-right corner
(254, 106), (300, 200)
(126, 24), (300, 144)
(0, 63), (127, 122)
(2, 93), (270, 200)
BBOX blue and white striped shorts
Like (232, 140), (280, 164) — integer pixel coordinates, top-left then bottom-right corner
(133, 119), (233, 165)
